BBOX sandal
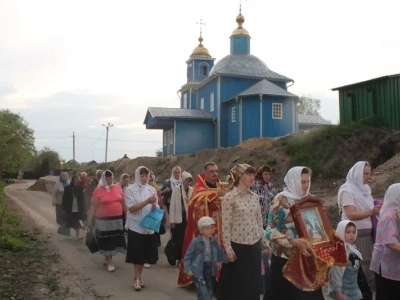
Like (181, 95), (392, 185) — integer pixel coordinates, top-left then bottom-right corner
(134, 278), (142, 291)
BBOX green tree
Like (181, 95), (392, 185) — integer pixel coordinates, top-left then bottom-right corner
(297, 95), (321, 116)
(32, 147), (62, 177)
(64, 159), (80, 169)
(0, 110), (36, 179)
(155, 148), (162, 157)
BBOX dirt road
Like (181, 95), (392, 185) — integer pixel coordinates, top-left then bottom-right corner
(6, 182), (196, 300)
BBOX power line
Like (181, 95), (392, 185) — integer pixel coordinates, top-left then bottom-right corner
(34, 135), (159, 143)
(54, 146), (150, 153)
(78, 130), (106, 148)
(75, 136), (159, 143)
(35, 136), (71, 139)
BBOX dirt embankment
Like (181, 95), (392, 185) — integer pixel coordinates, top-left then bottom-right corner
(78, 127), (400, 195)
(73, 125), (400, 228)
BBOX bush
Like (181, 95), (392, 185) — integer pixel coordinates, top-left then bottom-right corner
(281, 118), (389, 178)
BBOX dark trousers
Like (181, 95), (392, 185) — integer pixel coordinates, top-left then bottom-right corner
(375, 272), (400, 300)
(172, 211), (187, 260)
(193, 262), (216, 300)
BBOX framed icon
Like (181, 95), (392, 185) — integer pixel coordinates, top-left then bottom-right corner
(290, 196), (335, 249)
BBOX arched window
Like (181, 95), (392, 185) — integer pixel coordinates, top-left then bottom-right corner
(199, 63), (209, 76)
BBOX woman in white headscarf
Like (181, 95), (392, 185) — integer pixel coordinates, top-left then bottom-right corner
(160, 166), (182, 213)
(370, 183), (400, 299)
(124, 166), (160, 291)
(118, 173), (130, 192)
(265, 166), (327, 300)
(52, 172), (69, 226)
(338, 161), (382, 290)
(169, 171), (194, 266)
(87, 170), (127, 272)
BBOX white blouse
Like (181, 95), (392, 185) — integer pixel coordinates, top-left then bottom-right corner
(124, 183), (159, 234)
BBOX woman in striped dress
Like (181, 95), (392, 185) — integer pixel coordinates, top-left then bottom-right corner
(87, 170), (127, 272)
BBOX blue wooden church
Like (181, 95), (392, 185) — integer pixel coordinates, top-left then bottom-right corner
(144, 9), (299, 156)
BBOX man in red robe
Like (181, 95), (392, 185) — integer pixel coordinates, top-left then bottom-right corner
(178, 162), (227, 286)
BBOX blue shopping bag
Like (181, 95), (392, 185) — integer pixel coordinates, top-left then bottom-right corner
(139, 208), (165, 233)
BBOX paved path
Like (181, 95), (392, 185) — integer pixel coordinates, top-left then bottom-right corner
(6, 182), (197, 300)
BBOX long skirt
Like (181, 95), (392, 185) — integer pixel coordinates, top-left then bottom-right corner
(172, 211), (187, 260)
(261, 254), (270, 296)
(126, 230), (158, 265)
(357, 228), (375, 292)
(375, 271), (400, 300)
(219, 241), (261, 300)
(65, 212), (82, 230)
(95, 215), (127, 256)
(267, 254), (324, 300)
(55, 204), (65, 226)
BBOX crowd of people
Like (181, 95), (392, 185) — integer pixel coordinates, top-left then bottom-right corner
(51, 160), (400, 300)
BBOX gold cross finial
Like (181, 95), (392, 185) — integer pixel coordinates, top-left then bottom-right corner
(197, 19), (206, 35)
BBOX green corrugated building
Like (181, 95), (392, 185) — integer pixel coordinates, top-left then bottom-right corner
(332, 74), (400, 129)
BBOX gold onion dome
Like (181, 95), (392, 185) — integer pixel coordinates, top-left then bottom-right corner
(190, 33), (211, 58)
(231, 7), (249, 36)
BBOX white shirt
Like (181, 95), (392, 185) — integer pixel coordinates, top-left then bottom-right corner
(72, 195), (79, 212)
(340, 191), (372, 229)
(124, 183), (159, 234)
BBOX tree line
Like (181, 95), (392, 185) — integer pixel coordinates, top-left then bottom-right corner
(0, 109), (79, 179)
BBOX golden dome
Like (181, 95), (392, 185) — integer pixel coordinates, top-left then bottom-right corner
(190, 34), (211, 58)
(231, 6), (249, 36)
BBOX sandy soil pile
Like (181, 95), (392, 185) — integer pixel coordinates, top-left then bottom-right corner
(27, 179), (47, 192)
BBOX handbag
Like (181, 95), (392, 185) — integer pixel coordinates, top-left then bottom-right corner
(139, 208), (165, 233)
(85, 228), (99, 254)
(57, 225), (71, 236)
(159, 224), (166, 235)
(164, 233), (177, 266)
(357, 264), (372, 300)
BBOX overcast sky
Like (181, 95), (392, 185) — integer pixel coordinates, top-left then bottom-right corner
(1, 0), (399, 163)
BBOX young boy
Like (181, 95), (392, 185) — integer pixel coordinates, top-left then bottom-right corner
(184, 216), (227, 300)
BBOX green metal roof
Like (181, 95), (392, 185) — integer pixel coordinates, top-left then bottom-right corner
(331, 74), (400, 91)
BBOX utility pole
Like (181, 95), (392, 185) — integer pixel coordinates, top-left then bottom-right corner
(73, 132), (75, 162)
(102, 123), (113, 163)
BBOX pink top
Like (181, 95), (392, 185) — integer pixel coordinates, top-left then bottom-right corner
(91, 185), (124, 217)
(370, 209), (400, 281)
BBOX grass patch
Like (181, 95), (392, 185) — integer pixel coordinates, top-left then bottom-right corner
(281, 117), (389, 178)
(0, 182), (69, 299)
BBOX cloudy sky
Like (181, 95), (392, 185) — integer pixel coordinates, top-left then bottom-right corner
(1, 0), (399, 163)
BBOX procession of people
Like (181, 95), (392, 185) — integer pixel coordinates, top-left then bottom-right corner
(50, 160), (400, 300)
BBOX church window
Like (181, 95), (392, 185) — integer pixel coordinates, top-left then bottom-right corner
(187, 64), (192, 78)
(200, 98), (204, 109)
(272, 103), (283, 119)
(183, 94), (188, 109)
(199, 63), (209, 76)
(163, 131), (167, 146)
(232, 107), (236, 122)
(210, 93), (214, 112)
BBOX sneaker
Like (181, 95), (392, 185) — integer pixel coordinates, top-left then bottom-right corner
(144, 263), (151, 268)
(107, 265), (116, 272)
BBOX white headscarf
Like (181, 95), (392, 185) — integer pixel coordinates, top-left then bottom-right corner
(276, 166), (311, 204)
(336, 220), (363, 259)
(170, 167), (182, 189)
(98, 170), (113, 193)
(338, 161), (374, 212)
(380, 183), (400, 216)
(130, 166), (157, 219)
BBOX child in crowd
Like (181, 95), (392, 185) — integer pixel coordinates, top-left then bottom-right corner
(328, 220), (363, 300)
(184, 216), (227, 300)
